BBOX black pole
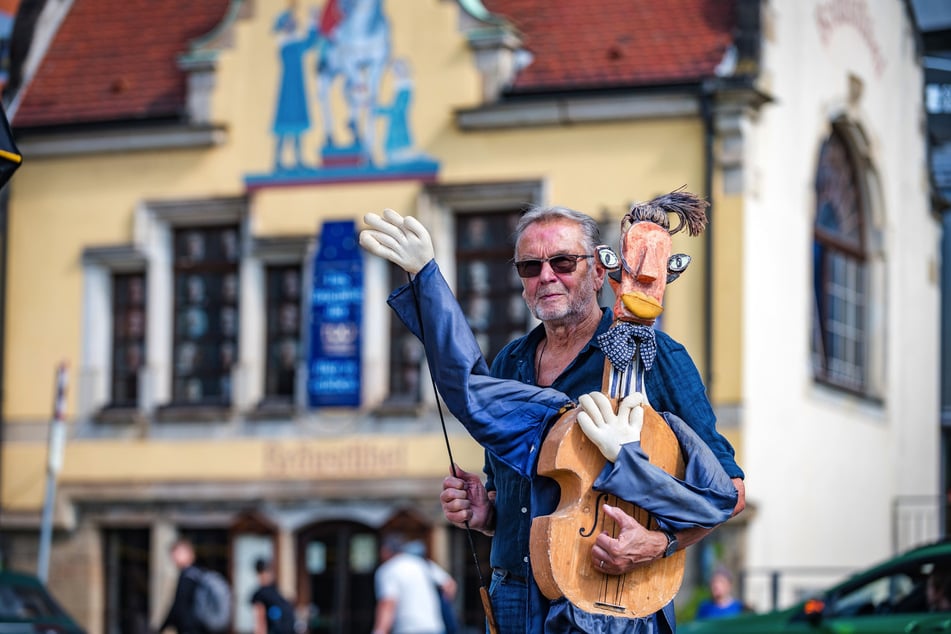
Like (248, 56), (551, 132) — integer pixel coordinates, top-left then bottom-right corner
(700, 85), (715, 389)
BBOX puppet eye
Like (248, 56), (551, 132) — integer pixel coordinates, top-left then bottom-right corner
(596, 245), (620, 270)
(668, 253), (690, 273)
(666, 253), (691, 284)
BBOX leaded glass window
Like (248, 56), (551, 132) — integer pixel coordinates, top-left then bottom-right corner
(111, 273), (146, 407)
(172, 226), (240, 405)
(812, 130), (868, 392)
(455, 211), (526, 363)
(264, 264), (302, 401)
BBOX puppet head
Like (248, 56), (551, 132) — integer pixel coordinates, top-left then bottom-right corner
(600, 189), (709, 325)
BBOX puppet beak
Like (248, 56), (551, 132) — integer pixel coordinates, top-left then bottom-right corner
(621, 292), (664, 320)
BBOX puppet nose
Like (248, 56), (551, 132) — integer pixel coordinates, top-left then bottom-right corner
(634, 249), (659, 283)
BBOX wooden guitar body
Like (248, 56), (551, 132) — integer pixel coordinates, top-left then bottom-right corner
(529, 403), (686, 617)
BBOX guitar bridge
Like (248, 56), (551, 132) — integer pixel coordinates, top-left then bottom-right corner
(594, 601), (626, 613)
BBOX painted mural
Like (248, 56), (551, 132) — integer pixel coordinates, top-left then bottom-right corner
(245, 0), (439, 190)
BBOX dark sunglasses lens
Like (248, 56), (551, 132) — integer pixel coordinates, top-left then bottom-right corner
(515, 260), (543, 277)
(549, 256), (579, 273)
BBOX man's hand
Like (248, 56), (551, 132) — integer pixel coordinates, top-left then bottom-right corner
(359, 208), (434, 275)
(440, 465), (495, 535)
(590, 504), (667, 574)
(576, 391), (645, 462)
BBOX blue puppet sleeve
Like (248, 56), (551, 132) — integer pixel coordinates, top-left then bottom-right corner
(387, 260), (573, 477)
(593, 411), (738, 531)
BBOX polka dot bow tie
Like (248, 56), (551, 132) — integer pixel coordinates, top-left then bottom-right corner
(596, 322), (657, 372)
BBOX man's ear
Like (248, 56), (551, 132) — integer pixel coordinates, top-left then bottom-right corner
(666, 253), (691, 284)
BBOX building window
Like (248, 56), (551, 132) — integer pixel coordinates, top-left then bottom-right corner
(172, 226), (240, 405)
(812, 130), (868, 393)
(111, 273), (146, 408)
(264, 264), (302, 402)
(455, 210), (526, 364)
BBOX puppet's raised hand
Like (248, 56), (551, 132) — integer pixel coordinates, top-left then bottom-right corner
(576, 391), (645, 462)
(359, 208), (434, 275)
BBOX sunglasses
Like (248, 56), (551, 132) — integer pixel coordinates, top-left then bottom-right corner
(514, 254), (594, 278)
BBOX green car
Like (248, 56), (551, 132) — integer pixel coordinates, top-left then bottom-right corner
(680, 541), (951, 633)
(0, 570), (87, 633)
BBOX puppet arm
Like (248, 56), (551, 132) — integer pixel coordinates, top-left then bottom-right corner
(359, 210), (571, 476)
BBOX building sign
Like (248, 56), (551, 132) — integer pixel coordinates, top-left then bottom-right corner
(307, 220), (362, 407)
(244, 0), (439, 190)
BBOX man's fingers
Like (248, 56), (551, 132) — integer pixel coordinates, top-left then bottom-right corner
(602, 503), (637, 529)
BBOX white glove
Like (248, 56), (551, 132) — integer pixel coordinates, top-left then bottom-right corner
(576, 391), (645, 462)
(359, 208), (435, 275)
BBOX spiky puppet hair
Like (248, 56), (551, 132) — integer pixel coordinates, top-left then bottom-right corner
(621, 187), (709, 237)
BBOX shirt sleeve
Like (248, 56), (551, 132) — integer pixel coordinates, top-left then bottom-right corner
(593, 411), (738, 531)
(428, 560), (451, 586)
(387, 260), (572, 477)
(649, 334), (744, 480)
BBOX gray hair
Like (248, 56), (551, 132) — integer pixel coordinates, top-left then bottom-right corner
(513, 205), (601, 257)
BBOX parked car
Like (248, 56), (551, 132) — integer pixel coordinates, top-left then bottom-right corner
(680, 540), (951, 633)
(0, 570), (86, 634)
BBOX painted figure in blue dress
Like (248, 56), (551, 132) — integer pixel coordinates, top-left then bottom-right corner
(272, 4), (319, 172)
(359, 193), (745, 633)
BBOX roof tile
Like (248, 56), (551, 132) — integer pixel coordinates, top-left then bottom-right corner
(484, 0), (736, 92)
(15, 0), (230, 127)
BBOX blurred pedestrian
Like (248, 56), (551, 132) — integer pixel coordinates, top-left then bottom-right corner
(372, 534), (456, 634)
(158, 538), (209, 634)
(250, 558), (296, 634)
(696, 566), (745, 619)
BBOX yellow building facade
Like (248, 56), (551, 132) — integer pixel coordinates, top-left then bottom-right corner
(1, 0), (751, 631)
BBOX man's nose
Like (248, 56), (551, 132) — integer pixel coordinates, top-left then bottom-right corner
(538, 260), (559, 281)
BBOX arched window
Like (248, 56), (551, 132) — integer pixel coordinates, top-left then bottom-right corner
(812, 128), (869, 393)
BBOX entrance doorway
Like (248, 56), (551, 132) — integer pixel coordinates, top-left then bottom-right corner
(103, 528), (151, 634)
(297, 521), (377, 634)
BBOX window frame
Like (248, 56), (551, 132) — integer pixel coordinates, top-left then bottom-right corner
(811, 123), (882, 399)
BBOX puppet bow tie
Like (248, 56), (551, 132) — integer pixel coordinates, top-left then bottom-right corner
(597, 322), (657, 372)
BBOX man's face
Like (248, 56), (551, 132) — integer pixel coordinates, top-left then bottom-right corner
(611, 221), (671, 325)
(515, 219), (604, 325)
(171, 543), (194, 570)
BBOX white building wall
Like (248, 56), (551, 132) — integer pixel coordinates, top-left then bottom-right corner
(740, 0), (939, 610)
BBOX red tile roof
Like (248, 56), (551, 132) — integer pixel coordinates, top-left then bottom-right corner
(14, 0), (231, 127)
(483, 0), (737, 92)
(15, 0), (735, 128)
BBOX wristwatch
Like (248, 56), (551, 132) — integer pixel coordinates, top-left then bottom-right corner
(662, 530), (679, 558)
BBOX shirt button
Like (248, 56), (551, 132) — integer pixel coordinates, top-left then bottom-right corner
(521, 507), (528, 514)
(523, 556), (529, 563)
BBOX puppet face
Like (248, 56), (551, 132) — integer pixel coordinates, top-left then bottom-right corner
(610, 221), (671, 325)
(516, 219), (605, 324)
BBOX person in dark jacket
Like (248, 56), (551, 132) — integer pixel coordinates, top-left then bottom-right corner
(158, 538), (208, 634)
(250, 558), (296, 634)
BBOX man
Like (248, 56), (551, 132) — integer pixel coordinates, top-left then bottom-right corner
(159, 538), (208, 634)
(250, 558), (295, 634)
(372, 534), (457, 634)
(360, 200), (744, 633)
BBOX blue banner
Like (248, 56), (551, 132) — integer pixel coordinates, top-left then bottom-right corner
(307, 220), (362, 407)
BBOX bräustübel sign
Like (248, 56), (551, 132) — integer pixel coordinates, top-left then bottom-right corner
(307, 220), (362, 407)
